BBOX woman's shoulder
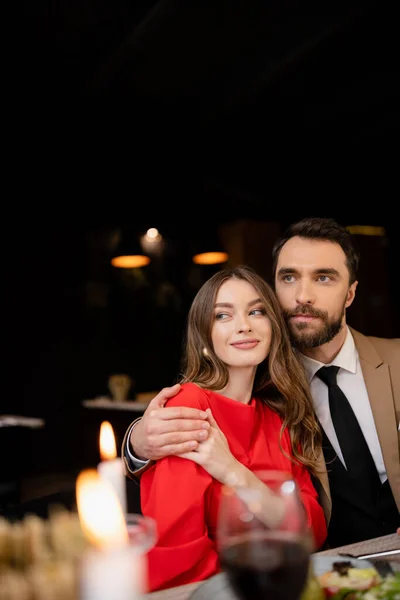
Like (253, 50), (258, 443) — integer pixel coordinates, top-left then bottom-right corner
(257, 398), (286, 425)
(165, 382), (209, 410)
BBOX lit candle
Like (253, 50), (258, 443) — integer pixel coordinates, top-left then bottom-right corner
(76, 469), (145, 600)
(98, 421), (127, 515)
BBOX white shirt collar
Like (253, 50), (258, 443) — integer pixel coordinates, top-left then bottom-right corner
(296, 326), (358, 383)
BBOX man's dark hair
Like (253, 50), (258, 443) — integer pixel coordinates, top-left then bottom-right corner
(272, 217), (360, 284)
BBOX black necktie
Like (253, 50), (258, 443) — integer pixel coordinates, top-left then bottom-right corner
(315, 366), (378, 477)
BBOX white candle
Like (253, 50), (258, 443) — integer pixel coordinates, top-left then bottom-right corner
(80, 545), (144, 600)
(98, 421), (127, 515)
(76, 469), (144, 600)
(98, 457), (127, 515)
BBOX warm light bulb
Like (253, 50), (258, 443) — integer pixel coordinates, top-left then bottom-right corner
(147, 228), (158, 239)
(144, 228), (162, 243)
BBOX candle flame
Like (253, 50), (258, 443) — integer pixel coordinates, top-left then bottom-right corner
(99, 421), (117, 460)
(76, 469), (128, 549)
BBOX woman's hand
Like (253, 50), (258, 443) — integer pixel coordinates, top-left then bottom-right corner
(181, 409), (286, 528)
(179, 408), (241, 485)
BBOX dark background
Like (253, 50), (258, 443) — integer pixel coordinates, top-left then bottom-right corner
(11, 0), (399, 203)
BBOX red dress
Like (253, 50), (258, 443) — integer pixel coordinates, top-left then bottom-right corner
(141, 382), (327, 592)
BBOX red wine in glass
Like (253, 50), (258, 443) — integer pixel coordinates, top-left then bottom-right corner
(220, 532), (309, 600)
(217, 471), (311, 600)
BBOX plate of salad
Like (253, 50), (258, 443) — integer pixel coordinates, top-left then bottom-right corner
(301, 556), (400, 600)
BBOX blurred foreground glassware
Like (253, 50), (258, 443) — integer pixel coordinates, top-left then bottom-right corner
(125, 512), (158, 593)
(125, 513), (157, 554)
(217, 470), (311, 600)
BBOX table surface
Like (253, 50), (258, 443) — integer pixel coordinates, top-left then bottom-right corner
(145, 533), (400, 600)
(82, 397), (151, 412)
(0, 415), (45, 428)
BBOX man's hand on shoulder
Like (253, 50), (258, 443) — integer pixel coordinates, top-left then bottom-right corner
(129, 384), (210, 460)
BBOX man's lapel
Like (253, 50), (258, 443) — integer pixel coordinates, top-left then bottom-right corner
(315, 449), (332, 526)
(351, 327), (400, 510)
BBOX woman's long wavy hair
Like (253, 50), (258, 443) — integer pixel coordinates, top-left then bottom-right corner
(179, 265), (322, 475)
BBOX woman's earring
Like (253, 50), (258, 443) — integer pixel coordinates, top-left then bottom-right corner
(202, 347), (209, 358)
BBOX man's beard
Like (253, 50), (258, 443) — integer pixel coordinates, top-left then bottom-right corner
(282, 303), (345, 350)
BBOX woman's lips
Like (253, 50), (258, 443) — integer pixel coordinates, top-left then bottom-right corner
(231, 340), (259, 349)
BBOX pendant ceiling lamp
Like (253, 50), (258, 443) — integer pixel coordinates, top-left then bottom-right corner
(110, 228), (150, 268)
(192, 229), (229, 265)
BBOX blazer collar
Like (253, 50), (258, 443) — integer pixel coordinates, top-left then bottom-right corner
(349, 326), (383, 368)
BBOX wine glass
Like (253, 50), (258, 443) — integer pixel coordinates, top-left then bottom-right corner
(217, 470), (312, 600)
(125, 513), (157, 553)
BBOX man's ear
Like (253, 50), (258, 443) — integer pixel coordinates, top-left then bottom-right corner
(345, 280), (358, 308)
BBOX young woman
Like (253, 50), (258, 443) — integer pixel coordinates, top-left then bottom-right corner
(141, 265), (327, 591)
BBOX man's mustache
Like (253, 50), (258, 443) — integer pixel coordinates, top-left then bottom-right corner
(283, 305), (328, 320)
